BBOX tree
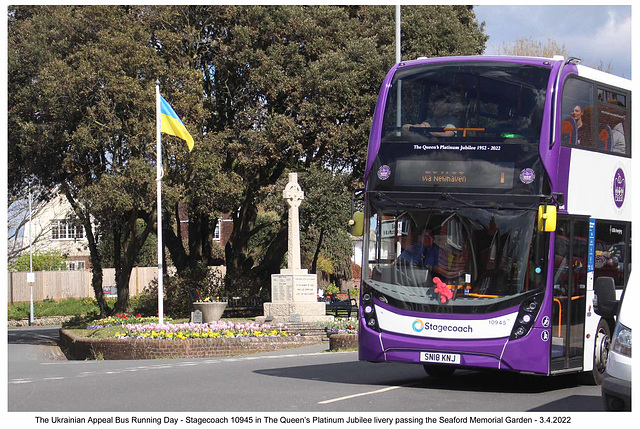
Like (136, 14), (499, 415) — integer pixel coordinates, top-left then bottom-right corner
(8, 6), (167, 315)
(9, 250), (67, 272)
(142, 6), (240, 278)
(495, 37), (569, 58)
(401, 5), (487, 58)
(98, 219), (159, 268)
(148, 5), (487, 297)
(494, 37), (612, 73)
(298, 167), (353, 285)
(8, 6), (488, 304)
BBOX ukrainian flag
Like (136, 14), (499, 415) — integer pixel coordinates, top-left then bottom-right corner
(160, 96), (194, 151)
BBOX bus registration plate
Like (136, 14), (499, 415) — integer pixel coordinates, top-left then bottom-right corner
(420, 352), (460, 364)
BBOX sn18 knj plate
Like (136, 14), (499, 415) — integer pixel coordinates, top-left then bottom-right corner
(420, 352), (460, 364)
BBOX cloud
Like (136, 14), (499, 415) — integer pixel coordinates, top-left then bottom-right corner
(475, 5), (631, 78)
(592, 13), (631, 59)
(564, 11), (631, 75)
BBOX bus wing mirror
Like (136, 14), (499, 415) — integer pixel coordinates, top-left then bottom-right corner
(350, 211), (364, 236)
(537, 205), (557, 232)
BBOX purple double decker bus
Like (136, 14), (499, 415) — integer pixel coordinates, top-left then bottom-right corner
(355, 56), (631, 383)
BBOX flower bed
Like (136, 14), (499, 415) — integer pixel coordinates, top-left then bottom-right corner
(60, 320), (322, 360)
(87, 314), (172, 330)
(321, 318), (359, 351)
(322, 317), (358, 336)
(115, 321), (289, 340)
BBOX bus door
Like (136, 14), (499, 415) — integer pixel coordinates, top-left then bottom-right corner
(550, 216), (589, 373)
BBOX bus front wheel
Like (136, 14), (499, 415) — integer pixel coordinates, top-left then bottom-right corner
(581, 318), (610, 385)
(423, 364), (456, 378)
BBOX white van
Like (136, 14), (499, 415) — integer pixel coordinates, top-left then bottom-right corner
(596, 275), (632, 411)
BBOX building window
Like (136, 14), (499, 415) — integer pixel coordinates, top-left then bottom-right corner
(51, 220), (84, 240)
(213, 219), (222, 241)
(66, 260), (86, 271)
(446, 218), (463, 251)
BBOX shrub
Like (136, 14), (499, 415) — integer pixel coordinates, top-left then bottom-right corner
(9, 250), (67, 272)
(320, 317), (358, 335)
(8, 297), (116, 320)
(325, 282), (340, 296)
(131, 264), (225, 318)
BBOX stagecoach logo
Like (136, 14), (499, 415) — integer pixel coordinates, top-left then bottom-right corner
(519, 168), (536, 184)
(377, 165), (391, 181)
(613, 168), (626, 209)
(412, 320), (424, 332)
(412, 319), (473, 334)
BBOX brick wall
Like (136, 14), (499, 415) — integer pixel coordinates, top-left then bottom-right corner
(219, 218), (233, 248)
(329, 334), (359, 351)
(59, 329), (322, 360)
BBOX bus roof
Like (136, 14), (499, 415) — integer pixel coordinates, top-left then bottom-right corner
(575, 64), (631, 91)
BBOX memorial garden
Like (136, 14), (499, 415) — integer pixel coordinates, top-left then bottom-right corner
(8, 5), (488, 359)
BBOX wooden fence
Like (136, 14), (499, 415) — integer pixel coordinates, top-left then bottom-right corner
(7, 267), (158, 304)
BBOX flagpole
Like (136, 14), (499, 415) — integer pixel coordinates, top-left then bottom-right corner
(155, 80), (164, 325)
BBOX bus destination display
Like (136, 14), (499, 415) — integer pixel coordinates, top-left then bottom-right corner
(394, 160), (515, 189)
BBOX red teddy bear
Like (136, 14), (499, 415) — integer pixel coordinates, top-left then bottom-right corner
(433, 277), (453, 303)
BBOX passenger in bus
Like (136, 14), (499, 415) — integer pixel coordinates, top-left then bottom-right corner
(600, 100), (627, 154)
(563, 105), (584, 144)
(611, 122), (626, 153)
(402, 94), (458, 137)
(569, 105), (585, 145)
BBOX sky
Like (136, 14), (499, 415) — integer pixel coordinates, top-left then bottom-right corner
(473, 5), (632, 79)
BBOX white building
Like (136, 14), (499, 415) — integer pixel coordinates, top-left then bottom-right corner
(22, 193), (90, 270)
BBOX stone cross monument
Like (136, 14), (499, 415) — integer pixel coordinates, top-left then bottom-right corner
(258, 172), (333, 324)
(282, 173), (304, 273)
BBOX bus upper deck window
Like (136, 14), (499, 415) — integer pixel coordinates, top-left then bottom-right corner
(597, 92), (628, 155)
(561, 78), (594, 147)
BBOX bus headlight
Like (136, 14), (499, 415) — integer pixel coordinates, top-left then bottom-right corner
(361, 287), (380, 332)
(611, 323), (631, 358)
(510, 292), (544, 340)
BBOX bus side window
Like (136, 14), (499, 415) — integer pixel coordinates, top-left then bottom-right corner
(594, 221), (628, 288)
(561, 78), (594, 147)
(597, 95), (628, 155)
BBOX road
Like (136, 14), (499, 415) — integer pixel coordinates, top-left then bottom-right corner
(8, 326), (605, 414)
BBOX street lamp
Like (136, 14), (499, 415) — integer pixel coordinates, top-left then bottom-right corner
(27, 180), (35, 326)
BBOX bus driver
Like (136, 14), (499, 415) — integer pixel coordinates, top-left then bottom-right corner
(402, 94), (458, 137)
